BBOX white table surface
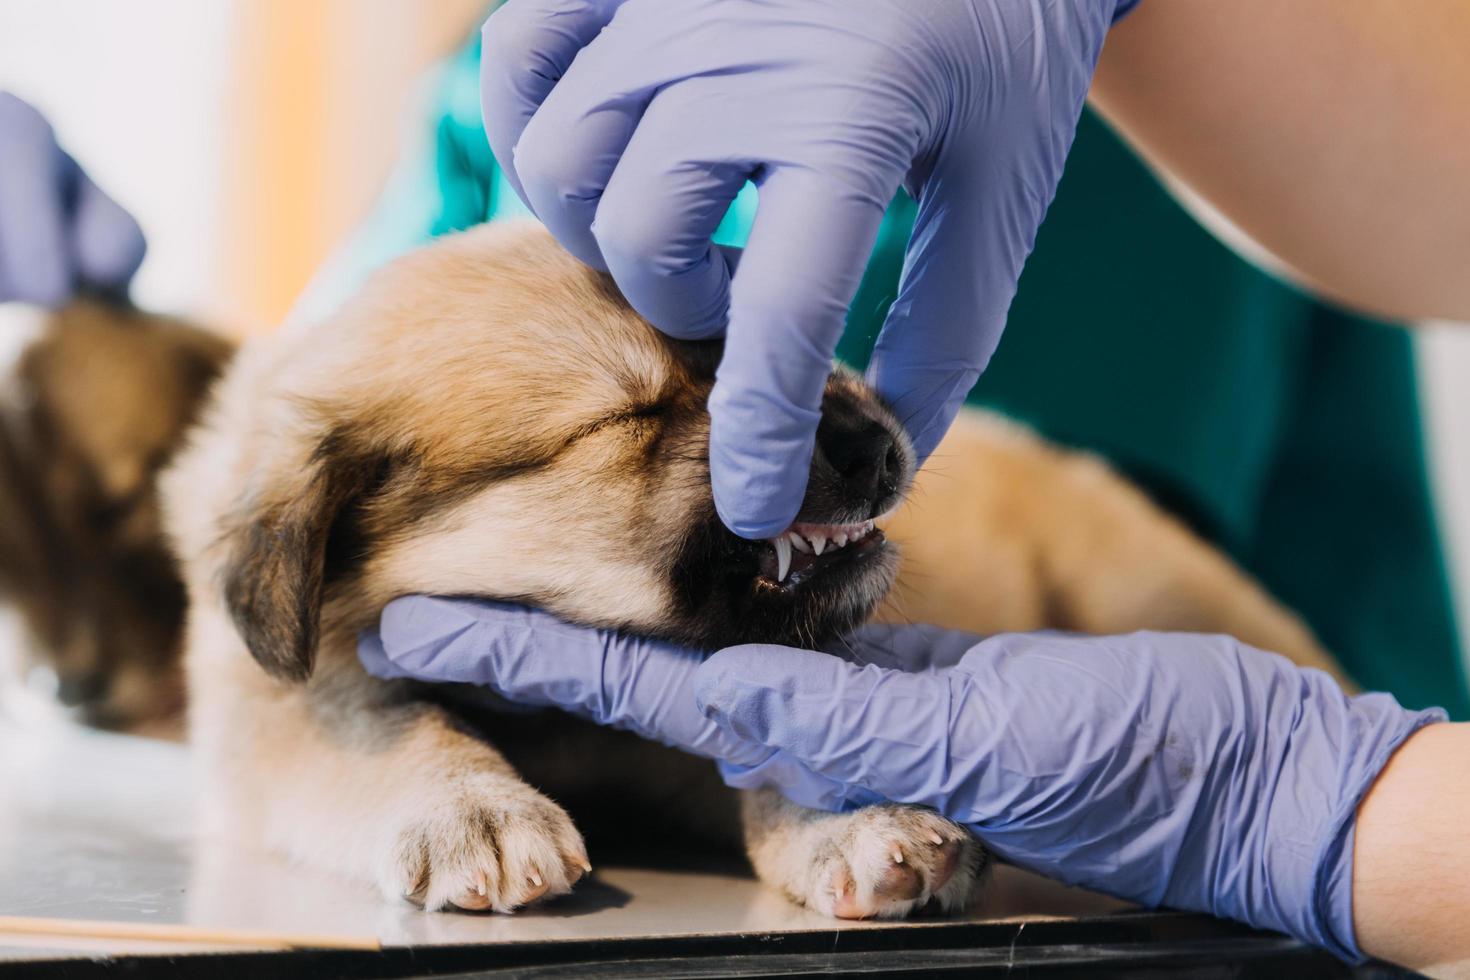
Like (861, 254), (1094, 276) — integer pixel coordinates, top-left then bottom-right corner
(0, 693), (1129, 964)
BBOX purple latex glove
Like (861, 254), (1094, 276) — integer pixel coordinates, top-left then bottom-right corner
(361, 596), (1443, 961)
(480, 0), (1129, 538)
(358, 598), (881, 811)
(0, 93), (146, 306)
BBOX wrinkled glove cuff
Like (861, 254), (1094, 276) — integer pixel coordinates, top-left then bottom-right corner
(1312, 704), (1446, 962)
(1112, 0), (1143, 23)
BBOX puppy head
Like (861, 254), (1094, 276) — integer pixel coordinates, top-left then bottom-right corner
(0, 301), (232, 726)
(209, 221), (913, 680)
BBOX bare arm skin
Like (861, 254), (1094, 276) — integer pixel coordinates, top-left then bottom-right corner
(1090, 1), (1470, 323)
(1354, 722), (1470, 976)
(1091, 14), (1470, 964)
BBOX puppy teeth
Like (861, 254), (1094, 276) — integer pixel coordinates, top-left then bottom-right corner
(788, 531), (811, 554)
(580, 862), (594, 874)
(773, 535), (792, 582)
(833, 532), (849, 548)
(928, 832), (944, 846)
(891, 848), (904, 865)
(811, 535), (827, 556)
(529, 872), (543, 888)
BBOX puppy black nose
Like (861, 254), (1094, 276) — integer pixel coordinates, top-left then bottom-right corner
(56, 671), (108, 706)
(815, 414), (902, 503)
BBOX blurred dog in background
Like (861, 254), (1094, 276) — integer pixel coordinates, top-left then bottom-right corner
(0, 300), (231, 733)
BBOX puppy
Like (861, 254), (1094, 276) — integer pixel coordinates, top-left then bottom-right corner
(0, 300), (232, 732)
(161, 220), (1342, 918)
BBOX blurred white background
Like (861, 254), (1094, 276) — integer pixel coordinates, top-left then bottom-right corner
(0, 0), (231, 316)
(0, 0), (483, 332)
(1, 0), (1468, 671)
(1420, 326), (1470, 660)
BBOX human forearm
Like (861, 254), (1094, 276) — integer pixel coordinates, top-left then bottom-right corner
(1354, 722), (1470, 976)
(1091, 1), (1470, 322)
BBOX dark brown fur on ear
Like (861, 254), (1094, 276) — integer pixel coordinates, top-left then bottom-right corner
(222, 436), (382, 682)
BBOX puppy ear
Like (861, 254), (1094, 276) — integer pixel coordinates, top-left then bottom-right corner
(165, 323), (235, 412)
(221, 437), (378, 682)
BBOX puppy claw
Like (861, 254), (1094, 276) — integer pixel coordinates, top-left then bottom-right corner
(562, 850), (593, 887)
(403, 865), (430, 905)
(891, 847), (904, 865)
(523, 873), (551, 905)
(928, 831), (945, 846)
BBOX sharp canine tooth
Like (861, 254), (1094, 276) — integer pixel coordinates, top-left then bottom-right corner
(774, 536), (792, 582)
(788, 531), (811, 554)
(811, 535), (827, 556)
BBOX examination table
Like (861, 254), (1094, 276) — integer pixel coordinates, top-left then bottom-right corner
(0, 697), (1418, 979)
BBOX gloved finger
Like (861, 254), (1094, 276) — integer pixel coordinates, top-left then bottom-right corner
(0, 93), (70, 306)
(374, 595), (776, 767)
(479, 0), (619, 213)
(357, 626), (414, 680)
(501, 3), (651, 270)
(69, 164), (146, 292)
(694, 643), (969, 806)
(866, 163), (1011, 463)
(592, 86), (752, 340)
(374, 597), (880, 810)
(710, 166), (899, 538)
(827, 622), (986, 674)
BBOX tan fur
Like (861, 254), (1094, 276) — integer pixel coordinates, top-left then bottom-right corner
(885, 413), (1346, 684)
(159, 220), (1345, 918)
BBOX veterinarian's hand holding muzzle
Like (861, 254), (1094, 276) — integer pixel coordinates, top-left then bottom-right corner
(0, 93), (146, 306)
(479, 0), (1134, 539)
(361, 598), (1443, 963)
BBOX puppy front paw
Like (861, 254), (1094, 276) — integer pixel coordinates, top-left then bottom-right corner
(383, 777), (590, 913)
(804, 805), (984, 919)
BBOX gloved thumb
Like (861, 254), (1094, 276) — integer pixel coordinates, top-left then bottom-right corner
(375, 594), (489, 683)
(70, 164), (146, 294)
(358, 625), (414, 680)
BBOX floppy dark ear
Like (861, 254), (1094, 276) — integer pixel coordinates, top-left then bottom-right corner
(165, 323), (236, 412)
(221, 439), (377, 682)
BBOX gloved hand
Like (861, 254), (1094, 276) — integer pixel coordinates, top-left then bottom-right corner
(0, 93), (146, 306)
(480, 0), (1130, 538)
(358, 597), (877, 811)
(361, 595), (1443, 961)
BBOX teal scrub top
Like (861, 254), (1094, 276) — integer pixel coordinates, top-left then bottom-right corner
(309, 37), (1467, 718)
